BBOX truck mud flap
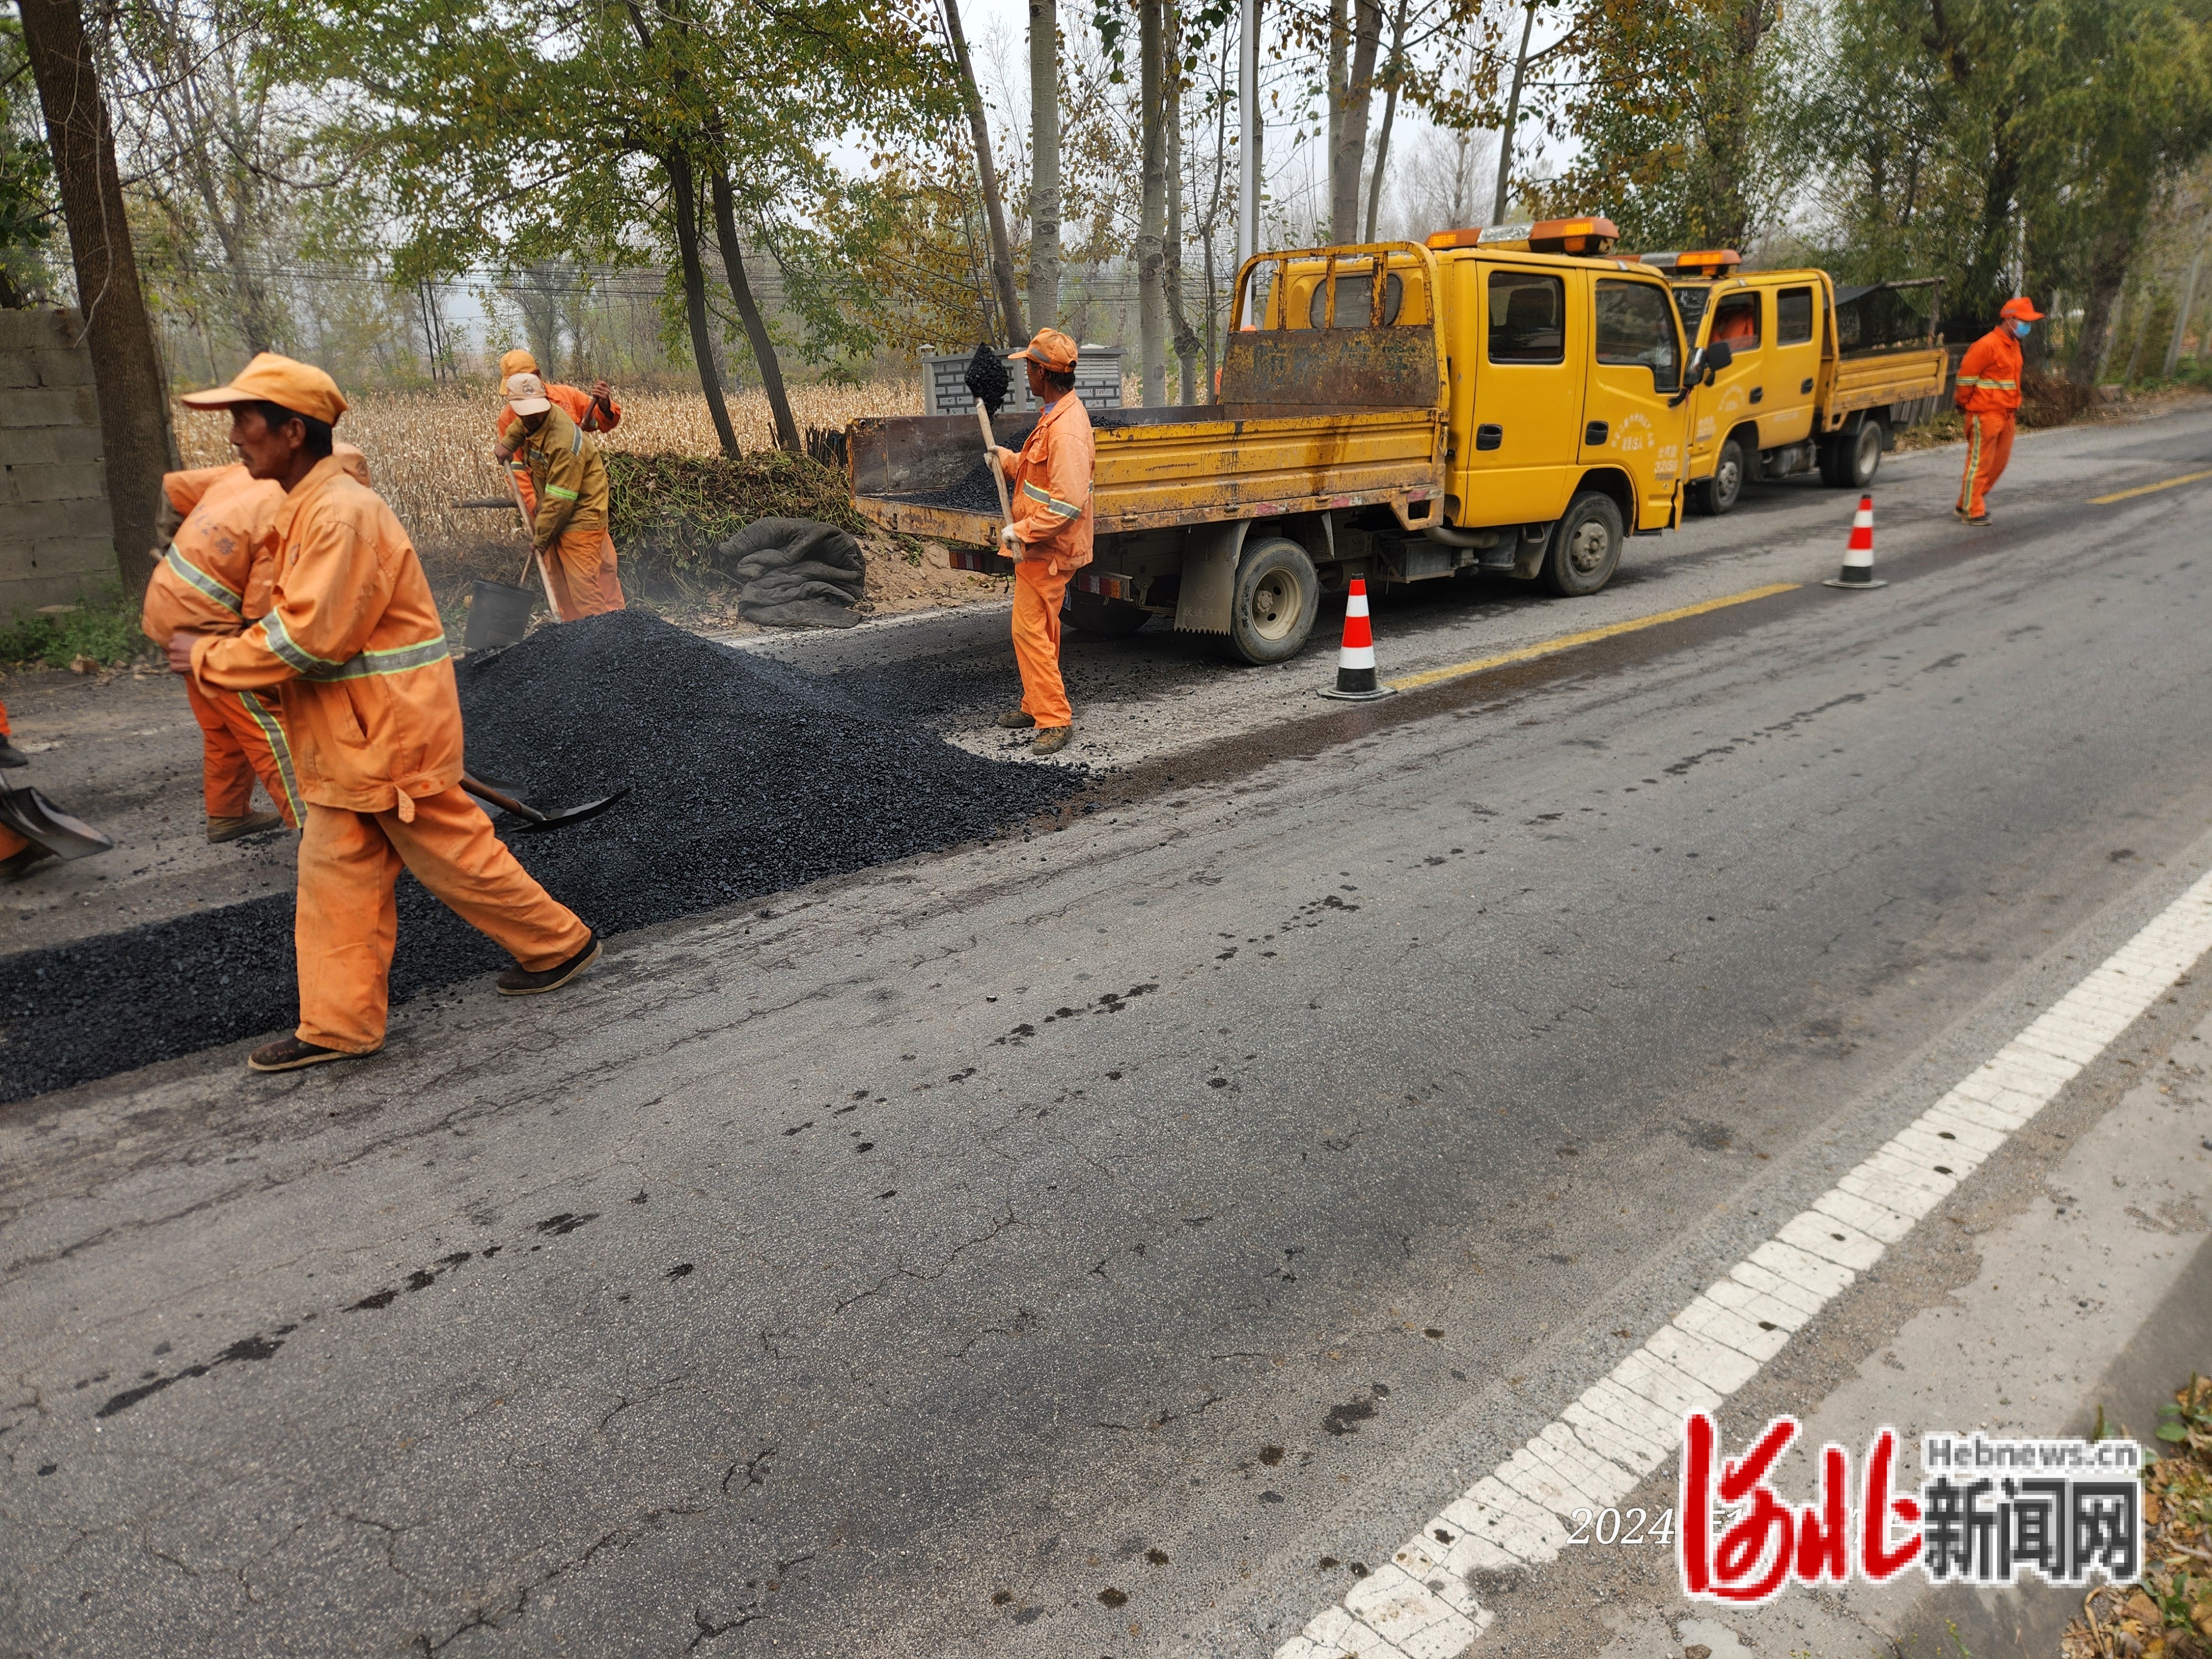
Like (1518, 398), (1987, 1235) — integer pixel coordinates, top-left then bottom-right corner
(1175, 520), (1251, 634)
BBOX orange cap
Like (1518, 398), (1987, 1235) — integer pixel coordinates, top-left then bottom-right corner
(1009, 327), (1079, 374)
(180, 353), (349, 426)
(2000, 296), (2046, 322)
(499, 348), (539, 380)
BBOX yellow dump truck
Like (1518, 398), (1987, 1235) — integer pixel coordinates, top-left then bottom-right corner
(1644, 252), (1949, 514)
(849, 220), (1723, 663)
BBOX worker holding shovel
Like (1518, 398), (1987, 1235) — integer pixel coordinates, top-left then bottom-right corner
(168, 353), (601, 1074)
(503, 373), (625, 620)
(141, 444), (372, 841)
(988, 328), (1094, 757)
(492, 352), (624, 619)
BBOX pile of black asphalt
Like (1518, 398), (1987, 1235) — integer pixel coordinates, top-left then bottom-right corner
(0, 610), (1082, 1103)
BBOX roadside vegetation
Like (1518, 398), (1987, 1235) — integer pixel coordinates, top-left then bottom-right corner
(0, 589), (148, 670)
(2065, 1371), (2212, 1659)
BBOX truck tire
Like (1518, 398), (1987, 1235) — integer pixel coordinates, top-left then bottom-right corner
(1065, 589), (1150, 637)
(1836, 416), (1884, 489)
(1695, 435), (1748, 516)
(1225, 536), (1320, 664)
(1541, 491), (1624, 597)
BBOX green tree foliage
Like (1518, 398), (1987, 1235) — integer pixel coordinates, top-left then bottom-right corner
(0, 11), (56, 306)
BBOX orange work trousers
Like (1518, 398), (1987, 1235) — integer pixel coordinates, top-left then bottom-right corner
(0, 696), (24, 862)
(541, 525), (625, 621)
(294, 784), (592, 1052)
(1011, 560), (1073, 728)
(1958, 411), (2015, 518)
(187, 676), (301, 825)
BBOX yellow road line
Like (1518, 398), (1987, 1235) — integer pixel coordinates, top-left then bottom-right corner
(2090, 467), (2212, 505)
(1385, 582), (1802, 693)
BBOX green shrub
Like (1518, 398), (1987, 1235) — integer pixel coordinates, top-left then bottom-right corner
(0, 586), (150, 669)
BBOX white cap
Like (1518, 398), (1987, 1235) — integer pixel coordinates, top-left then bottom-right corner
(504, 371), (552, 416)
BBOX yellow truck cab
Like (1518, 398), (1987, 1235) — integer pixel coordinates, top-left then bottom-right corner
(1647, 251), (1949, 514)
(849, 216), (1724, 664)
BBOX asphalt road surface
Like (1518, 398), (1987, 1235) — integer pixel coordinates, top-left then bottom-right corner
(6, 405), (2212, 1659)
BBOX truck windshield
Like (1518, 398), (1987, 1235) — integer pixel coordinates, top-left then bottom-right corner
(1595, 280), (1682, 390)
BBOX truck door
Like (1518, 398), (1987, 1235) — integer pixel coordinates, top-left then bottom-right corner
(1764, 281), (1820, 446)
(1698, 284), (1763, 466)
(1455, 260), (1583, 527)
(1581, 274), (1686, 530)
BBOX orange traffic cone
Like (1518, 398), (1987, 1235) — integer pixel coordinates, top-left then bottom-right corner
(1823, 495), (1886, 589)
(1318, 578), (1396, 701)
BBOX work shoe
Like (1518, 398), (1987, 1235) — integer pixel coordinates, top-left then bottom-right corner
(208, 810), (284, 843)
(0, 843), (53, 880)
(996, 710), (1036, 729)
(248, 1035), (372, 1072)
(1964, 513), (1992, 527)
(0, 737), (27, 768)
(497, 931), (602, 996)
(1032, 725), (1073, 756)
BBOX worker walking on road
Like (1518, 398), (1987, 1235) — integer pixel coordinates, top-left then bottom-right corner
(493, 352), (624, 619)
(504, 372), (625, 621)
(169, 353), (601, 1074)
(1954, 296), (2044, 526)
(142, 445), (371, 840)
(990, 328), (1094, 757)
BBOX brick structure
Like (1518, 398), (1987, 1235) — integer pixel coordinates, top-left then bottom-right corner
(1, 307), (119, 618)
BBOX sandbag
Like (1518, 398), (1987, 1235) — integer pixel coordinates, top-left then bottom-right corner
(714, 517), (866, 629)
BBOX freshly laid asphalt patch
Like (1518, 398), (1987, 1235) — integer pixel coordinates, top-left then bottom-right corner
(0, 611), (1081, 1103)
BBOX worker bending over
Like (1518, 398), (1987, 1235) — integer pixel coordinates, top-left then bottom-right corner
(170, 354), (600, 1074)
(504, 372), (624, 620)
(0, 696), (37, 880)
(1955, 296), (2044, 526)
(143, 446), (372, 839)
(493, 352), (624, 620)
(989, 328), (1094, 757)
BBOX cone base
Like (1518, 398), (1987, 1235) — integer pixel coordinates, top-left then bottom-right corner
(1822, 576), (1888, 589)
(1319, 684), (1399, 702)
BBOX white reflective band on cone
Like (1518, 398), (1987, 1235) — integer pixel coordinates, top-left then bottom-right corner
(1339, 645), (1376, 670)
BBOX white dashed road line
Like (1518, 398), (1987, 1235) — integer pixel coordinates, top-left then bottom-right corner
(1270, 867), (2212, 1659)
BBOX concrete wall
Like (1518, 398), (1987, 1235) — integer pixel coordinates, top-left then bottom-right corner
(1, 308), (119, 618)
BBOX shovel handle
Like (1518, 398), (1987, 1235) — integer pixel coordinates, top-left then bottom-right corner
(503, 466), (564, 615)
(975, 400), (1014, 526)
(460, 772), (547, 825)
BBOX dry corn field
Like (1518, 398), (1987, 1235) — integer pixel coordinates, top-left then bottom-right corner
(174, 381), (920, 554)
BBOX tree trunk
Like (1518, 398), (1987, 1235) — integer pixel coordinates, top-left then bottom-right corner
(2164, 219), (2209, 379)
(17, 0), (175, 594)
(1164, 1), (1199, 403)
(1028, 0), (1061, 333)
(710, 173), (801, 452)
(2121, 285), (2154, 383)
(1361, 0), (1408, 242)
(1328, 0), (1382, 243)
(665, 150), (740, 458)
(2077, 257), (2127, 385)
(1137, 0), (1168, 404)
(1493, 0), (1537, 225)
(942, 0), (1026, 342)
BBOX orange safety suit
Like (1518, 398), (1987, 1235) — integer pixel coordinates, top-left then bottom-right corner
(1954, 322), (2024, 519)
(0, 696), (26, 863)
(495, 372), (623, 618)
(513, 404), (624, 620)
(1000, 392), (1095, 729)
(143, 460), (335, 826)
(192, 453), (591, 1053)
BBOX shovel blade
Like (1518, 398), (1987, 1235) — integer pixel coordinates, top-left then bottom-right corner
(517, 787), (629, 833)
(0, 786), (114, 860)
(463, 579), (536, 655)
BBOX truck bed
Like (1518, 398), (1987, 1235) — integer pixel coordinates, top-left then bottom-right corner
(1829, 344), (1949, 422)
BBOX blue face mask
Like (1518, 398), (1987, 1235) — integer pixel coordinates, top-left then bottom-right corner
(2013, 320), (2032, 337)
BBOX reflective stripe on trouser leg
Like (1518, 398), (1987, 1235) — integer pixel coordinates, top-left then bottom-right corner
(1012, 561), (1072, 727)
(1959, 416), (1982, 514)
(236, 690), (304, 826)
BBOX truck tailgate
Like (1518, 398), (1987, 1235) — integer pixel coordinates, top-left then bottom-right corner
(1829, 346), (1949, 418)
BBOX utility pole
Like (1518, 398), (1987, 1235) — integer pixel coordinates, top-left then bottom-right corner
(1492, 0), (1538, 226)
(1238, 0), (1259, 273)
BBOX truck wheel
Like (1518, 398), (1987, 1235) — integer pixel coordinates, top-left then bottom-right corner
(1065, 589), (1150, 637)
(1698, 436), (1747, 515)
(1541, 492), (1624, 597)
(1226, 536), (1319, 664)
(1840, 418), (1884, 489)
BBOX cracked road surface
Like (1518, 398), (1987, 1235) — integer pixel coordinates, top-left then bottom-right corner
(4, 405), (2212, 1657)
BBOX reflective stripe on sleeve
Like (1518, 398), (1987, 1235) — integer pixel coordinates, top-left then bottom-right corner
(260, 611), (345, 676)
(261, 612), (450, 681)
(545, 485), (580, 502)
(1021, 479), (1084, 519)
(163, 544), (244, 615)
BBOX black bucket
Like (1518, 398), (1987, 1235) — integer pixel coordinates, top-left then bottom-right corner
(463, 579), (536, 654)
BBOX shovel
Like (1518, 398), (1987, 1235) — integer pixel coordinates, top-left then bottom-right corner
(460, 468), (565, 655)
(0, 783), (114, 860)
(963, 341), (1016, 532)
(461, 771), (629, 834)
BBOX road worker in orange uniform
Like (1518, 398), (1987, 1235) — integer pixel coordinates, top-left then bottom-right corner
(492, 351), (624, 619)
(143, 444), (371, 839)
(0, 695), (39, 880)
(1954, 296), (2044, 526)
(504, 373), (624, 619)
(989, 328), (1094, 757)
(167, 354), (600, 1074)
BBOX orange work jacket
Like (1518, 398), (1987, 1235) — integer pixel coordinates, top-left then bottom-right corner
(495, 383), (619, 446)
(1004, 392), (1095, 574)
(1955, 325), (2024, 416)
(192, 454), (459, 817)
(143, 464), (284, 643)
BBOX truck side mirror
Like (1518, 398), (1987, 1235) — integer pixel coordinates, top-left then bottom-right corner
(1702, 339), (1734, 379)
